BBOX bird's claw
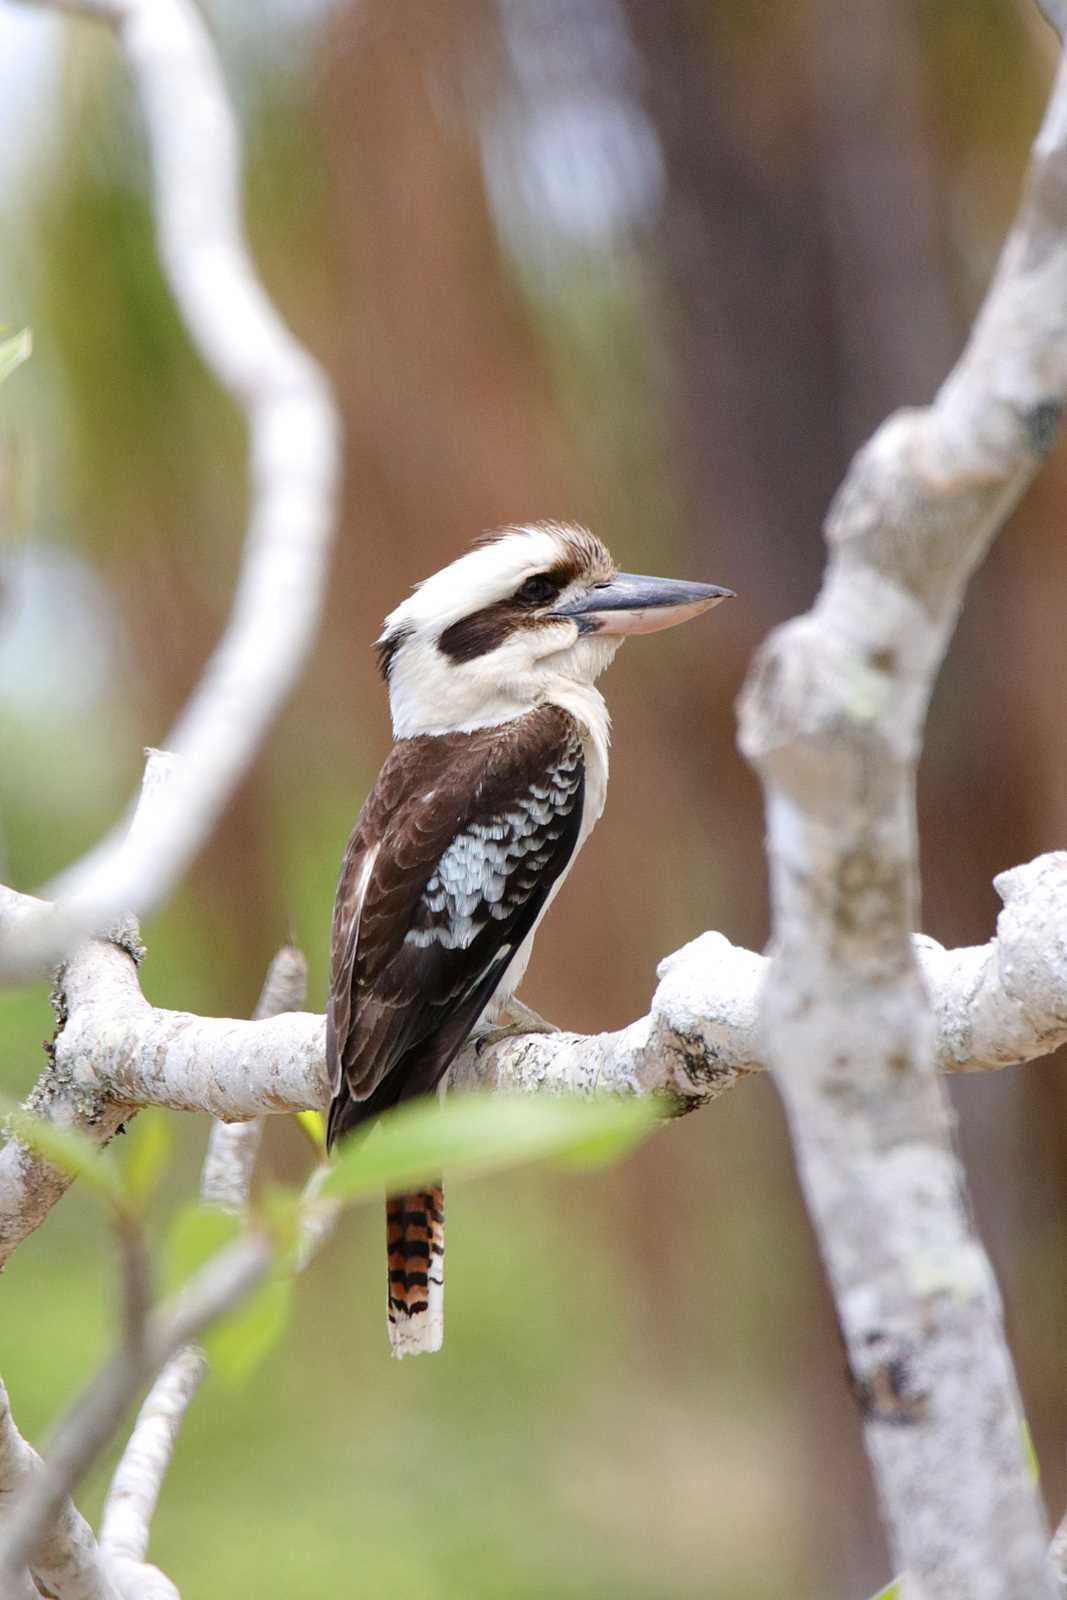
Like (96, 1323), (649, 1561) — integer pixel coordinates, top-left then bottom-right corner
(475, 998), (560, 1054)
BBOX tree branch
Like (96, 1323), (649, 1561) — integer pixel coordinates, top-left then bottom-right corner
(97, 946), (310, 1578)
(0, 1377), (122, 1600)
(0, 1233), (271, 1592)
(97, 1347), (205, 1583)
(199, 946), (308, 1213)
(3, 848), (1067, 1278)
(1, 0), (341, 983)
(0, 754), (175, 1270)
(54, 849), (1067, 1114)
(736, 36), (1067, 1600)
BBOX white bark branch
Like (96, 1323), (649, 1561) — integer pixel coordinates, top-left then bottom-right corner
(0, 754), (175, 1270)
(3, 846), (1067, 1282)
(1, 0), (341, 983)
(1, 1369), (185, 1598)
(0, 928), (130, 1268)
(735, 38), (1067, 1600)
(95, 946), (310, 1580)
(0, 1377), (122, 1600)
(97, 1348), (205, 1576)
(199, 946), (308, 1213)
(51, 849), (1067, 1116)
(0, 1233), (271, 1593)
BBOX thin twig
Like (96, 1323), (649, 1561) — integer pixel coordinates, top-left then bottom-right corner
(116, 1213), (152, 1365)
(294, 1162), (341, 1273)
(98, 1347), (206, 1572)
(200, 946), (309, 1213)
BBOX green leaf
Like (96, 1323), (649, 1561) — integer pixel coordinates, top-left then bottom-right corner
(1, 1097), (124, 1210)
(163, 1203), (240, 1295)
(1021, 1417), (1040, 1483)
(321, 1093), (657, 1206)
(294, 1109), (325, 1152)
(122, 1110), (173, 1211)
(551, 1116), (657, 1171)
(867, 1582), (900, 1600)
(205, 1271), (293, 1384)
(0, 328), (31, 386)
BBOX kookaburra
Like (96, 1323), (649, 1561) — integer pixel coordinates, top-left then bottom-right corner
(326, 522), (732, 1357)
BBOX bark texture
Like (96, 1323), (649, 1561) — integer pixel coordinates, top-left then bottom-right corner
(736, 42), (1067, 1600)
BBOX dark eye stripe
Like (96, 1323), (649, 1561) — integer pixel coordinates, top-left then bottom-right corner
(439, 602), (518, 663)
(438, 560), (578, 664)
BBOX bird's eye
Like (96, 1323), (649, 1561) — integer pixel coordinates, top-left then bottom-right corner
(515, 574), (560, 607)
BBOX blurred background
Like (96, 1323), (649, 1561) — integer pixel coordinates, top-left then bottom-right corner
(0, 0), (1065, 1594)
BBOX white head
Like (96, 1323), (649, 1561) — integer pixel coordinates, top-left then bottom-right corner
(377, 522), (732, 744)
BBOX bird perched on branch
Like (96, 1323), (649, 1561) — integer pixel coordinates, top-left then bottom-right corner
(326, 522), (732, 1357)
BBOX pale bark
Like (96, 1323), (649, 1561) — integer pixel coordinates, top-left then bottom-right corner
(4, 847), (1067, 1282)
(0, 0), (341, 983)
(98, 1348), (206, 1576)
(199, 946), (308, 1213)
(0, 1377), (122, 1600)
(0, 1234), (271, 1592)
(95, 947), (311, 1583)
(736, 39), (1067, 1600)
(0, 755), (175, 1269)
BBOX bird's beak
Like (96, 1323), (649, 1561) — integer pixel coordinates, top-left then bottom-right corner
(551, 573), (735, 636)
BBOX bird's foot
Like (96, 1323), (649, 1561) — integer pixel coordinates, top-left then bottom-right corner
(475, 998), (560, 1054)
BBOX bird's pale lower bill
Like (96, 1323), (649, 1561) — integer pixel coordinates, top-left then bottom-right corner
(553, 573), (735, 636)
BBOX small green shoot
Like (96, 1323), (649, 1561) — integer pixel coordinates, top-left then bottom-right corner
(294, 1109), (326, 1152)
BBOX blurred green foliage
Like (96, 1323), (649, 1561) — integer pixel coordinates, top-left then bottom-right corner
(0, 329), (31, 386)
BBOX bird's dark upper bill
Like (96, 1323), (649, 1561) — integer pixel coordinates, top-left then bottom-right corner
(552, 573), (735, 636)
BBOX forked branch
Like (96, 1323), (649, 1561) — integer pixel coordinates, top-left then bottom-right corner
(737, 25), (1067, 1600)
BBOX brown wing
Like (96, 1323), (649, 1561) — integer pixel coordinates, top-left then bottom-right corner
(325, 705), (585, 1148)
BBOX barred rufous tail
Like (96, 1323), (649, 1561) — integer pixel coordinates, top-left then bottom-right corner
(386, 1185), (444, 1358)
